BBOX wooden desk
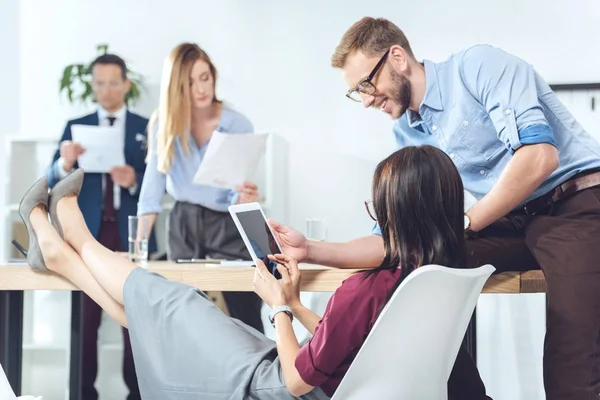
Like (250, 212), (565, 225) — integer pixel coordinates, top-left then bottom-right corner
(0, 261), (546, 398)
(0, 261), (547, 293)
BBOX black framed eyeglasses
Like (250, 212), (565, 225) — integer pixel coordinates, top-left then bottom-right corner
(346, 49), (391, 102)
(365, 200), (377, 221)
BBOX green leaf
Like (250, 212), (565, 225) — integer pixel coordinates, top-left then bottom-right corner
(81, 81), (93, 102)
(97, 44), (109, 54)
(126, 82), (141, 106)
(76, 64), (87, 78)
(60, 65), (74, 91)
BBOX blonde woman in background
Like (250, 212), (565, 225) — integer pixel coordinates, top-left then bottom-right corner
(137, 43), (264, 332)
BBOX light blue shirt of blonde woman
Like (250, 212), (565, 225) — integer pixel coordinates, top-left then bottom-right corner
(137, 106), (254, 215)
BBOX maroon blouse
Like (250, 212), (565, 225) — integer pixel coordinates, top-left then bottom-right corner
(294, 268), (402, 396)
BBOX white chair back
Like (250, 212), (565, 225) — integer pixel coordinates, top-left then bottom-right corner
(331, 264), (495, 400)
(0, 362), (42, 399)
(0, 362), (17, 400)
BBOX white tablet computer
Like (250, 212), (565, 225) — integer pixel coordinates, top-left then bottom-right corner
(228, 202), (283, 279)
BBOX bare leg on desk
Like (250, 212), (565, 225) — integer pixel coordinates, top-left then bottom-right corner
(28, 205), (127, 327)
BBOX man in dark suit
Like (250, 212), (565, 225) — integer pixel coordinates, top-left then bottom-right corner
(46, 54), (157, 400)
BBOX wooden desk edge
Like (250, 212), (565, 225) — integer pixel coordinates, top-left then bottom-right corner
(0, 263), (547, 294)
(520, 270), (547, 293)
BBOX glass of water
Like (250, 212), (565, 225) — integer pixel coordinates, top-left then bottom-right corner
(306, 218), (327, 241)
(128, 215), (149, 267)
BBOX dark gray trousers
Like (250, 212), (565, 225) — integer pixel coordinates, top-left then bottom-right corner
(167, 201), (264, 333)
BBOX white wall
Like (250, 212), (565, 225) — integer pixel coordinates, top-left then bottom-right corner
(0, 0), (20, 263)
(15, 0), (600, 399)
(1, 0), (19, 135)
(18, 0), (600, 237)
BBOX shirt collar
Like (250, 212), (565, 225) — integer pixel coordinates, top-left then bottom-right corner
(420, 60), (444, 112)
(405, 109), (423, 129)
(404, 60), (443, 130)
(97, 104), (127, 122)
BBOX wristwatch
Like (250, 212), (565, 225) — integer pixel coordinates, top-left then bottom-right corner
(268, 305), (294, 328)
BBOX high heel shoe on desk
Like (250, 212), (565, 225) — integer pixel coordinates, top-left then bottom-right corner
(48, 168), (84, 238)
(12, 177), (49, 271)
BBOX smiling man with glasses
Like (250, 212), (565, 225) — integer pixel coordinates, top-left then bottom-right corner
(345, 48), (390, 102)
(269, 16), (600, 400)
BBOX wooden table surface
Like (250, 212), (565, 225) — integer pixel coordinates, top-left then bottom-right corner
(0, 261), (547, 293)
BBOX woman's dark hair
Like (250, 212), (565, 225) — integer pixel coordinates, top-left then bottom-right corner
(365, 145), (466, 304)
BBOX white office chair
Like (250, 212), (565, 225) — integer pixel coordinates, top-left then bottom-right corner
(331, 264), (495, 400)
(0, 362), (42, 400)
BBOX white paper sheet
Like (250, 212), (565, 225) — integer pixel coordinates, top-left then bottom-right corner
(71, 125), (125, 173)
(193, 132), (268, 189)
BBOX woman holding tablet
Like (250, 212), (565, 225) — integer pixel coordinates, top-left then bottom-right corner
(137, 42), (264, 332)
(15, 145), (490, 399)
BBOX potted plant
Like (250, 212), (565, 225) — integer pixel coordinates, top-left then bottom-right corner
(59, 44), (144, 105)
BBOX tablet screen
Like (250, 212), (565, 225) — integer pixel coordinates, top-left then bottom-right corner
(235, 210), (282, 278)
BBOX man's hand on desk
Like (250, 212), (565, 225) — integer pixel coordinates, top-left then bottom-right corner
(60, 140), (85, 171)
(110, 165), (136, 188)
(236, 181), (259, 204)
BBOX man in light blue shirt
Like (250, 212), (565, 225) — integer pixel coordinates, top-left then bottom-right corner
(270, 17), (600, 400)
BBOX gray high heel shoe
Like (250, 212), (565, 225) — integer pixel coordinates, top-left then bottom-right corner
(12, 177), (50, 270)
(48, 168), (84, 238)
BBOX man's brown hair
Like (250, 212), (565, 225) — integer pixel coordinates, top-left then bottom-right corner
(331, 17), (415, 69)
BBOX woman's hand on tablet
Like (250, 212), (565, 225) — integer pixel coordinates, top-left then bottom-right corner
(268, 254), (301, 308)
(267, 219), (309, 262)
(253, 254), (301, 308)
(253, 259), (286, 307)
(236, 181), (259, 204)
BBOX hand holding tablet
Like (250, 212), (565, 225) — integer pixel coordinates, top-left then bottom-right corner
(228, 202), (285, 279)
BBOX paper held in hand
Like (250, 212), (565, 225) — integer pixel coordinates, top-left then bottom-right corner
(71, 125), (125, 173)
(193, 132), (268, 189)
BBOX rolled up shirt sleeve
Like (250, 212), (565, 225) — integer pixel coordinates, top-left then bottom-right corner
(459, 45), (557, 154)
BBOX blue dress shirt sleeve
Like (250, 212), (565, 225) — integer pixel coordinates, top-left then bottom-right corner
(372, 223), (382, 236)
(137, 123), (167, 215)
(459, 45), (557, 154)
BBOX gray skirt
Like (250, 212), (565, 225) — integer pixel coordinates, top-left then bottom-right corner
(123, 267), (330, 400)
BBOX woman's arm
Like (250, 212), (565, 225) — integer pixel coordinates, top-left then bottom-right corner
(274, 313), (315, 397)
(290, 303), (321, 335)
(253, 257), (315, 396)
(137, 122), (166, 234)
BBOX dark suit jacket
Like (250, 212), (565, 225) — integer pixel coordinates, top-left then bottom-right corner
(46, 110), (157, 252)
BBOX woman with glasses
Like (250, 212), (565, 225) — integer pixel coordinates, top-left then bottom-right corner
(15, 145), (490, 399)
(136, 42), (265, 333)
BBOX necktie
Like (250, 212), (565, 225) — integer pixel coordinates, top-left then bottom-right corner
(103, 116), (117, 221)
